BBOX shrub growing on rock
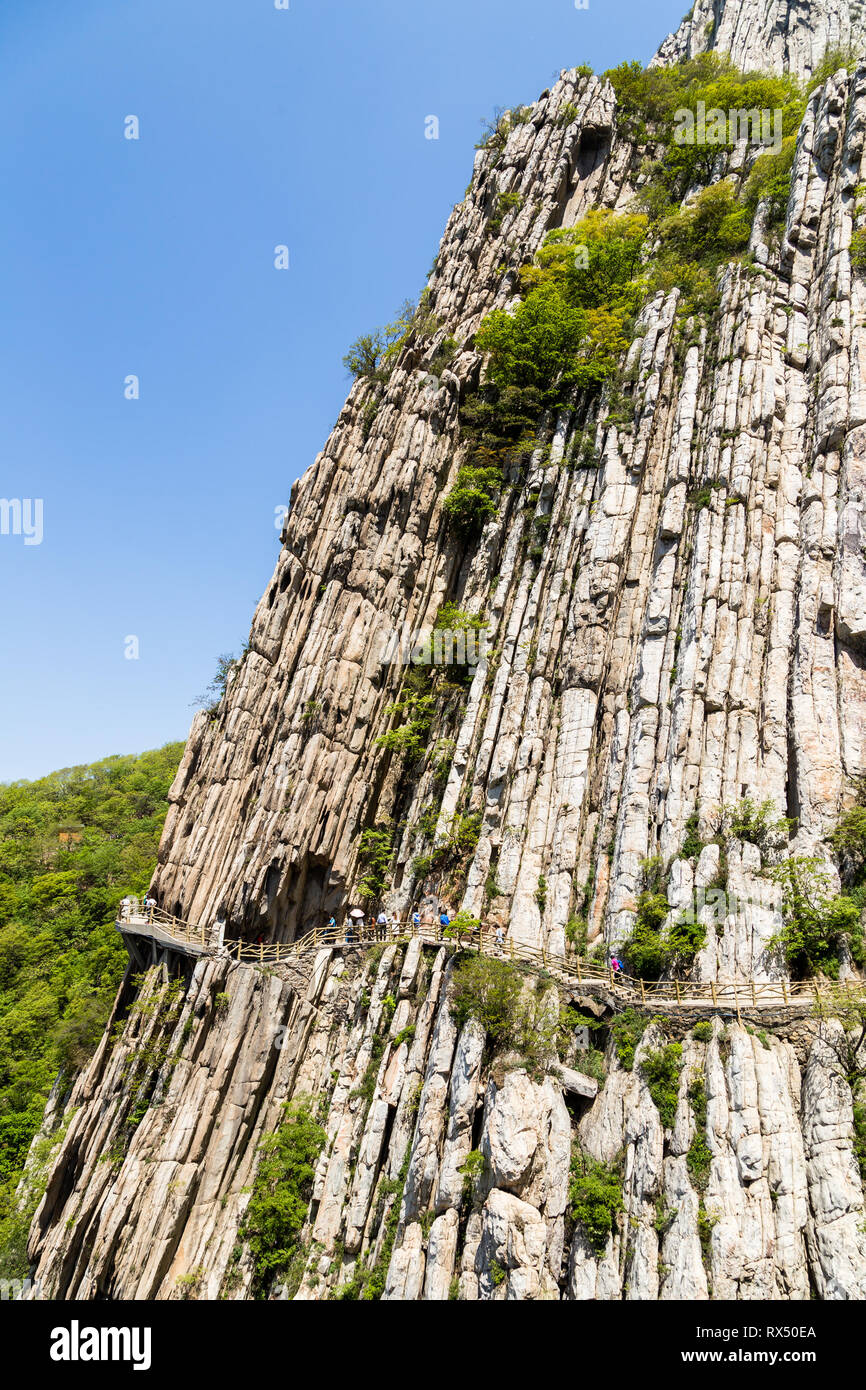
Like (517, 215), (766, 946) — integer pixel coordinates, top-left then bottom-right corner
(241, 1097), (326, 1296)
(609, 1008), (647, 1070)
(764, 856), (862, 977)
(640, 1042), (683, 1128)
(568, 1148), (624, 1256)
(449, 955), (524, 1045)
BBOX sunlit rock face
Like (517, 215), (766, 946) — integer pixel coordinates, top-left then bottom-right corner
(655, 0), (866, 81)
(151, 42), (865, 981)
(24, 952), (866, 1301)
(24, 0), (866, 1301)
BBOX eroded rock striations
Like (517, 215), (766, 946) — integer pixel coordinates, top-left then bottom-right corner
(655, 0), (866, 81)
(24, 945), (866, 1300)
(25, 0), (866, 1298)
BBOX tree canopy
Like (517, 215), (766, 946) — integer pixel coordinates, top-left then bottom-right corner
(0, 742), (183, 1248)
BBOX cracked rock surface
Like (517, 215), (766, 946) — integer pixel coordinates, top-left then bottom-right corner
(25, 0), (866, 1300)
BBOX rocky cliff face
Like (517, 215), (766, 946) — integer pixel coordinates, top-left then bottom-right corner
(655, 0), (866, 80)
(152, 48), (866, 977)
(24, 0), (866, 1299)
(25, 944), (866, 1300)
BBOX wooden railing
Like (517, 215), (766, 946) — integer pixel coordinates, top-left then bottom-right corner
(117, 904), (866, 1013)
(117, 904), (208, 950)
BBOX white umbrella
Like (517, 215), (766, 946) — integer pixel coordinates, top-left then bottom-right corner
(348, 908), (365, 920)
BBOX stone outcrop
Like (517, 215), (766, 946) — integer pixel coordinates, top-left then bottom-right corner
(655, 0), (866, 81)
(25, 949), (866, 1300)
(149, 19), (866, 985)
(22, 0), (866, 1300)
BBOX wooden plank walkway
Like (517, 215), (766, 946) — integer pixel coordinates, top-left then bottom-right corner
(116, 905), (865, 1015)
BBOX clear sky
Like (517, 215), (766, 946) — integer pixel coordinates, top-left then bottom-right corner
(0, 0), (685, 783)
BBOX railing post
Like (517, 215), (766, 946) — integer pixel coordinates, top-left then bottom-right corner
(710, 981), (717, 1008)
(751, 981), (757, 1006)
(576, 957), (582, 984)
(674, 980), (681, 1003)
(640, 979), (646, 1005)
(782, 978), (788, 1005)
(237, 939), (242, 962)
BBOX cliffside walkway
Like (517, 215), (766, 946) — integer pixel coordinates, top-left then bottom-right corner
(116, 904), (865, 1017)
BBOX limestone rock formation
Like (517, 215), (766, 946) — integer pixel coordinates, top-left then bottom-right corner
(655, 0), (866, 80)
(22, 0), (866, 1300)
(24, 948), (866, 1300)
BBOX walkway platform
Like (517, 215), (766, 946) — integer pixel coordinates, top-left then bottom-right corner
(115, 905), (864, 1017)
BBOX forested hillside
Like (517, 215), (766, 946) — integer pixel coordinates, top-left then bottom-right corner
(0, 743), (183, 1270)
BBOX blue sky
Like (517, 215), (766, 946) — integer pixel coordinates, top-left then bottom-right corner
(0, 0), (685, 783)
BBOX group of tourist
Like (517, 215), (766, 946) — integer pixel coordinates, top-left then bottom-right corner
(119, 894), (157, 923)
(320, 906), (508, 953)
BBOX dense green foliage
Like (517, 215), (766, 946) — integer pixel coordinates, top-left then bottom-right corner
(623, 855), (706, 979)
(448, 954), (561, 1076)
(721, 796), (793, 851)
(687, 1073), (712, 1191)
(449, 955), (524, 1045)
(241, 1097), (327, 1297)
(651, 182), (751, 310)
(605, 54), (804, 192)
(355, 827), (395, 903)
(765, 856), (863, 978)
(442, 384), (544, 535)
(568, 1148), (624, 1255)
(742, 138), (798, 238)
(426, 813), (482, 872)
(0, 743), (183, 1260)
(444, 211), (648, 534)
(640, 1042), (683, 1129)
(442, 910), (482, 941)
(604, 55), (805, 306)
(609, 1008), (647, 1071)
(625, 885), (672, 979)
(445, 58), (810, 539)
(827, 794), (866, 909)
(476, 211), (649, 404)
(854, 1102), (866, 1186)
(852, 226), (866, 276)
